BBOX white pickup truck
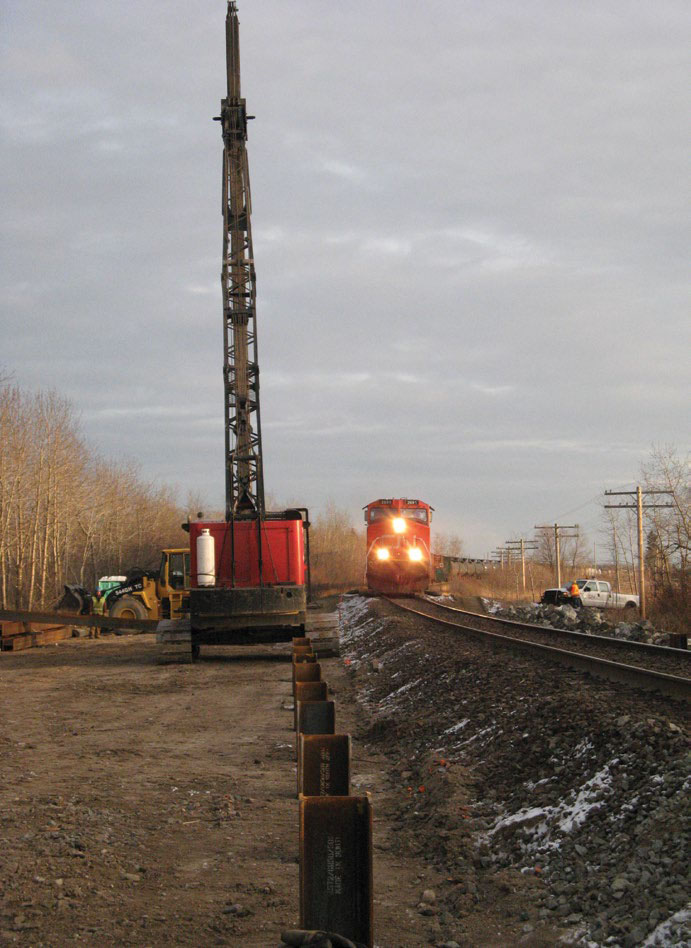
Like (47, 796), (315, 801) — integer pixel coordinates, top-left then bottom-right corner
(541, 580), (639, 610)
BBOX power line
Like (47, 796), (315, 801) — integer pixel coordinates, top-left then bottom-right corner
(534, 523), (579, 588)
(604, 487), (674, 619)
(552, 492), (603, 521)
(504, 538), (538, 592)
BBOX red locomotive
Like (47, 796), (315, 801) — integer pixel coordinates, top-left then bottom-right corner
(364, 498), (433, 595)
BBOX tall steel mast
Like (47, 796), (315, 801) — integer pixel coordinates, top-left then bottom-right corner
(219, 1), (264, 523)
(161, 1), (308, 660)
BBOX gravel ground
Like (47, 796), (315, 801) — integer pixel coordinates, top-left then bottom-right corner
(339, 594), (690, 948)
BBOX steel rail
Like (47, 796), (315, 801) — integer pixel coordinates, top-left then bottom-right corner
(0, 607), (159, 634)
(385, 597), (690, 703)
(417, 596), (690, 661)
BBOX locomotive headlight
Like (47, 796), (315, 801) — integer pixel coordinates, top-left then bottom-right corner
(392, 518), (406, 534)
(376, 547), (390, 561)
(408, 547), (423, 562)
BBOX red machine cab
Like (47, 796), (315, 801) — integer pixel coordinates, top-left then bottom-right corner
(189, 517), (305, 589)
(187, 511), (309, 643)
(364, 498), (433, 595)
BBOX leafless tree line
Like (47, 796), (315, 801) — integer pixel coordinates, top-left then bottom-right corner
(0, 381), (186, 609)
(432, 531), (463, 557)
(533, 530), (590, 577)
(602, 445), (689, 620)
(309, 502), (364, 592)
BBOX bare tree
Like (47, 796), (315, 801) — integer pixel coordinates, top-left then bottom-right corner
(641, 445), (689, 621)
(0, 379), (188, 608)
(310, 502), (364, 591)
(432, 531), (463, 557)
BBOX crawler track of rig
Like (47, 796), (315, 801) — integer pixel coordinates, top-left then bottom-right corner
(383, 596), (691, 702)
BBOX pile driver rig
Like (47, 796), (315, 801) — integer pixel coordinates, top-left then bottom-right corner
(184, 2), (309, 654)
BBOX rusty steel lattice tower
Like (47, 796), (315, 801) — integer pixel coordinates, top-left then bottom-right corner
(218, 1), (264, 523)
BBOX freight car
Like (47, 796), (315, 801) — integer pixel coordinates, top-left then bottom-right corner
(364, 498), (432, 595)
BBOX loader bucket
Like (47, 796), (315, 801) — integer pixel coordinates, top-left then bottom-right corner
(57, 584), (91, 615)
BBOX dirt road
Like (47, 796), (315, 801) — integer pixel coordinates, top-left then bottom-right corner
(0, 631), (443, 947)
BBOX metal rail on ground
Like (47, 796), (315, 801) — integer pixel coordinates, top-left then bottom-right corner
(417, 596), (690, 659)
(0, 607), (159, 634)
(384, 597), (690, 703)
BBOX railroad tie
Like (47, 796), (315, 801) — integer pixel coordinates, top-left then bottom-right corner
(293, 644), (314, 659)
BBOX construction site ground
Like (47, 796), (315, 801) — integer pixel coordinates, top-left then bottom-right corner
(1, 618), (480, 948)
(4, 597), (686, 947)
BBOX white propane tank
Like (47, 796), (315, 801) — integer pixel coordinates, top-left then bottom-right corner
(196, 528), (215, 587)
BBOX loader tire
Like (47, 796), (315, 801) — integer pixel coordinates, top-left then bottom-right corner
(110, 595), (148, 632)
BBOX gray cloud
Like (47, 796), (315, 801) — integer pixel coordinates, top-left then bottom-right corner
(1, 0), (688, 553)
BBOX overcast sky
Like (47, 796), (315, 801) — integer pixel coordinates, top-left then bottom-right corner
(2, 1), (689, 555)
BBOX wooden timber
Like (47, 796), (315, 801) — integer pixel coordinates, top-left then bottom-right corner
(1, 620), (74, 651)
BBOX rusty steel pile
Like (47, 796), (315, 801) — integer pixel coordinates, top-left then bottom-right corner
(285, 630), (373, 948)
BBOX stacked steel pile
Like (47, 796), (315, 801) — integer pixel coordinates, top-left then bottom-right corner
(280, 635), (372, 948)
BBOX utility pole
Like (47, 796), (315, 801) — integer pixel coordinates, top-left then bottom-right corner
(604, 487), (674, 619)
(493, 547), (510, 567)
(534, 524), (579, 588)
(505, 538), (539, 593)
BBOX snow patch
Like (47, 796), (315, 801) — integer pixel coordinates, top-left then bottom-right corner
(642, 907), (691, 946)
(485, 761), (615, 853)
(441, 718), (470, 736)
(379, 677), (423, 707)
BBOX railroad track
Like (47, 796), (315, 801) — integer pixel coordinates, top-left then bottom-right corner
(383, 595), (691, 703)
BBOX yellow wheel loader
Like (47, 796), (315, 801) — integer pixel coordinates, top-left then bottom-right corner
(59, 549), (190, 625)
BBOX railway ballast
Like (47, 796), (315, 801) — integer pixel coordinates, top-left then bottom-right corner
(386, 595), (690, 701)
(339, 594), (690, 947)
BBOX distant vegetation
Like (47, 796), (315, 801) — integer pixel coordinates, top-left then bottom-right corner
(309, 502), (364, 594)
(0, 379), (186, 609)
(609, 445), (689, 630)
